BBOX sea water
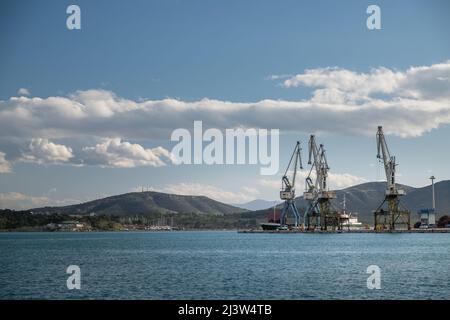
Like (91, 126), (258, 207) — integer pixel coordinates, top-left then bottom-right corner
(1, 231), (449, 299)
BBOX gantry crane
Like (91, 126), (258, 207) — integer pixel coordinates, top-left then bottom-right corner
(303, 135), (339, 230)
(374, 126), (410, 230)
(279, 141), (303, 227)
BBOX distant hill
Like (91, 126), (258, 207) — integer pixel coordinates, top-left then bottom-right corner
(31, 191), (248, 216)
(334, 181), (450, 223)
(28, 181), (450, 225)
(330, 182), (416, 223)
(404, 180), (450, 214)
(233, 199), (280, 211)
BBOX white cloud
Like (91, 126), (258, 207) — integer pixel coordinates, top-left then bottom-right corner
(241, 186), (260, 196)
(21, 138), (74, 164)
(265, 74), (293, 81)
(258, 178), (281, 190)
(82, 138), (173, 168)
(159, 182), (259, 204)
(282, 61), (450, 102)
(0, 61), (447, 144)
(0, 192), (78, 210)
(258, 171), (366, 193)
(327, 172), (367, 189)
(17, 88), (30, 96)
(1, 61), (450, 169)
(282, 66), (404, 98)
(0, 152), (12, 173)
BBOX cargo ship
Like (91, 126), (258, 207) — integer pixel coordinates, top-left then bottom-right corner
(260, 208), (283, 230)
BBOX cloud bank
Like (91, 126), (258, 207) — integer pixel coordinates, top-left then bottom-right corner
(160, 182), (260, 204)
(1, 61), (449, 171)
(0, 192), (78, 210)
(258, 171), (366, 193)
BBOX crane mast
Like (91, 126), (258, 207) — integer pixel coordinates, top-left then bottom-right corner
(308, 137), (329, 193)
(279, 141), (303, 227)
(376, 126), (402, 195)
(374, 126), (410, 230)
(303, 135), (338, 230)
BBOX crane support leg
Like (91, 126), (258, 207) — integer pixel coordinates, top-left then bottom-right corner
(280, 200), (300, 227)
(304, 203), (320, 231)
(374, 196), (411, 231)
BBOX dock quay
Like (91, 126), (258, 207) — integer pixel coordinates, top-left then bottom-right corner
(238, 228), (450, 234)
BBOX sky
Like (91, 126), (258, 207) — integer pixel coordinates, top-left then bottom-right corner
(1, 0), (450, 209)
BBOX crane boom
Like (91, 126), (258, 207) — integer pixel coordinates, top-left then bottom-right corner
(307, 135), (329, 193)
(280, 141), (303, 200)
(279, 141), (303, 227)
(376, 126), (403, 195)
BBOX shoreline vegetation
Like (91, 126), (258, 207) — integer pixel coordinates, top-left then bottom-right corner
(0, 209), (263, 232)
(2, 209), (450, 232)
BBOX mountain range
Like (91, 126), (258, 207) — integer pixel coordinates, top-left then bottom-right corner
(28, 180), (450, 225)
(265, 180), (449, 224)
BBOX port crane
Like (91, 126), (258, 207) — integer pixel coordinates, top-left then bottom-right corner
(303, 135), (338, 230)
(374, 126), (410, 230)
(279, 141), (303, 227)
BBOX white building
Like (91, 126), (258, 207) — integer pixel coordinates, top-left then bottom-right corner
(418, 209), (436, 228)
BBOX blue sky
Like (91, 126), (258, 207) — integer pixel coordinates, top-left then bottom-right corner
(1, 0), (450, 209)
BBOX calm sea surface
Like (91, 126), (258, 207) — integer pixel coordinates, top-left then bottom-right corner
(1, 231), (449, 299)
